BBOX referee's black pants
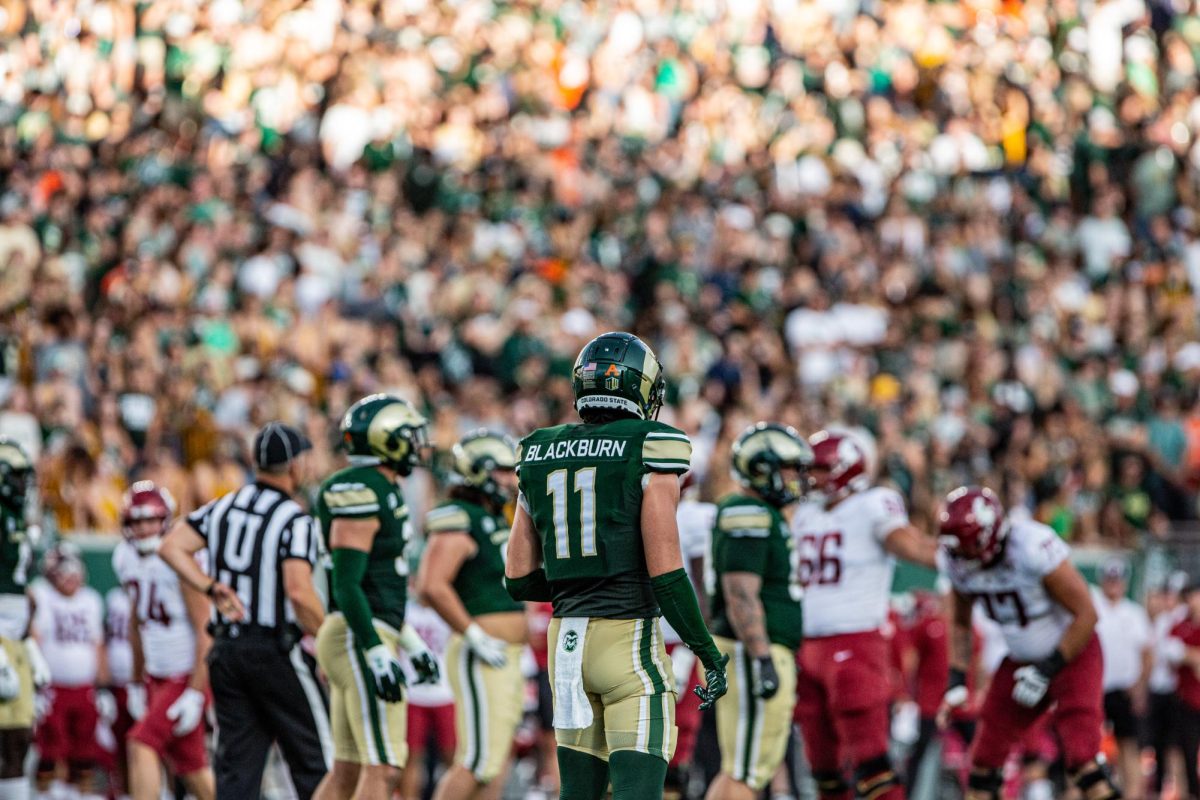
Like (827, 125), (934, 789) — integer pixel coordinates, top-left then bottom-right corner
(209, 634), (331, 799)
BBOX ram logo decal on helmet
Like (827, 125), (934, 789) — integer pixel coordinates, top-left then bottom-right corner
(972, 496), (996, 530)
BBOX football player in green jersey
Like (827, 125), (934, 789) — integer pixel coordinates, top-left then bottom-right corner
(415, 430), (526, 800)
(707, 423), (812, 800)
(503, 332), (727, 800)
(0, 438), (49, 796)
(314, 395), (440, 800)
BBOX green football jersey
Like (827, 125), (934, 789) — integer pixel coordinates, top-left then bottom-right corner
(424, 499), (522, 617)
(0, 504), (29, 597)
(517, 418), (691, 619)
(709, 493), (803, 651)
(316, 465), (412, 631)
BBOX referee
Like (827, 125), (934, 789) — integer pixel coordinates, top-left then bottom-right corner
(160, 422), (331, 799)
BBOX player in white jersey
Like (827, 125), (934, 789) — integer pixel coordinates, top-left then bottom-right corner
(936, 486), (1119, 800)
(399, 600), (456, 800)
(104, 585), (135, 795)
(113, 482), (214, 800)
(31, 544), (108, 799)
(790, 431), (937, 800)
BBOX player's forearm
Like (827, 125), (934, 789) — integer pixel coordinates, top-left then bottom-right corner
(1136, 649), (1153, 694)
(505, 505), (542, 579)
(160, 522), (210, 594)
(949, 623), (972, 672)
(97, 644), (111, 687)
(288, 583), (326, 637)
(725, 582), (770, 658)
(330, 548), (382, 650)
(687, 557), (710, 622)
(1056, 604), (1097, 662)
(651, 569), (720, 666)
(886, 526), (938, 569)
(189, 632), (211, 692)
(420, 579), (473, 635)
(129, 613), (145, 683)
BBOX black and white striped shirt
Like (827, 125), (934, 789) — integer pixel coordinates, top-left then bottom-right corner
(186, 481), (318, 631)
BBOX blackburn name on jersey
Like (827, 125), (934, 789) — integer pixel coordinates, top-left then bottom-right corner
(517, 418), (691, 619)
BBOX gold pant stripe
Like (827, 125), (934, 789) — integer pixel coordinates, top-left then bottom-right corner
(732, 641), (763, 783)
(460, 643), (486, 775)
(446, 636), (525, 782)
(316, 614), (407, 768)
(714, 637), (797, 791)
(345, 632), (389, 765)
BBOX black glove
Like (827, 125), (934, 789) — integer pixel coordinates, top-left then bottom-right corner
(694, 653), (730, 711)
(751, 655), (779, 699)
(410, 650), (440, 685)
(365, 644), (407, 703)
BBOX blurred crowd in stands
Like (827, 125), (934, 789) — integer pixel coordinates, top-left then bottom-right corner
(2, 0), (1200, 544)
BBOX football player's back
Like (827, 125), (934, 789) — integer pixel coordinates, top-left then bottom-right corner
(505, 331), (726, 800)
(518, 416), (690, 617)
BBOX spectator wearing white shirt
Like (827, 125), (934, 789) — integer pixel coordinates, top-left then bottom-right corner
(1093, 558), (1152, 800)
(1146, 574), (1188, 799)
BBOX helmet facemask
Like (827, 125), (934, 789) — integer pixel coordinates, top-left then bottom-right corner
(342, 395), (431, 476)
(732, 423), (814, 508)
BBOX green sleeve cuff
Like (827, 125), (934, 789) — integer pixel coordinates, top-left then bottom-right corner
(331, 548), (382, 651)
(651, 568), (720, 668)
(504, 569), (553, 602)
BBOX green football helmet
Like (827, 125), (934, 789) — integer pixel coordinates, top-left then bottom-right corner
(572, 332), (665, 421)
(451, 429), (518, 505)
(340, 394), (429, 476)
(731, 423), (813, 508)
(0, 438), (31, 512)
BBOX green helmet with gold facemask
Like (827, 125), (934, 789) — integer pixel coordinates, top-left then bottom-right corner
(732, 422), (813, 507)
(451, 429), (518, 506)
(0, 438), (32, 512)
(340, 394), (429, 476)
(571, 332), (665, 422)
